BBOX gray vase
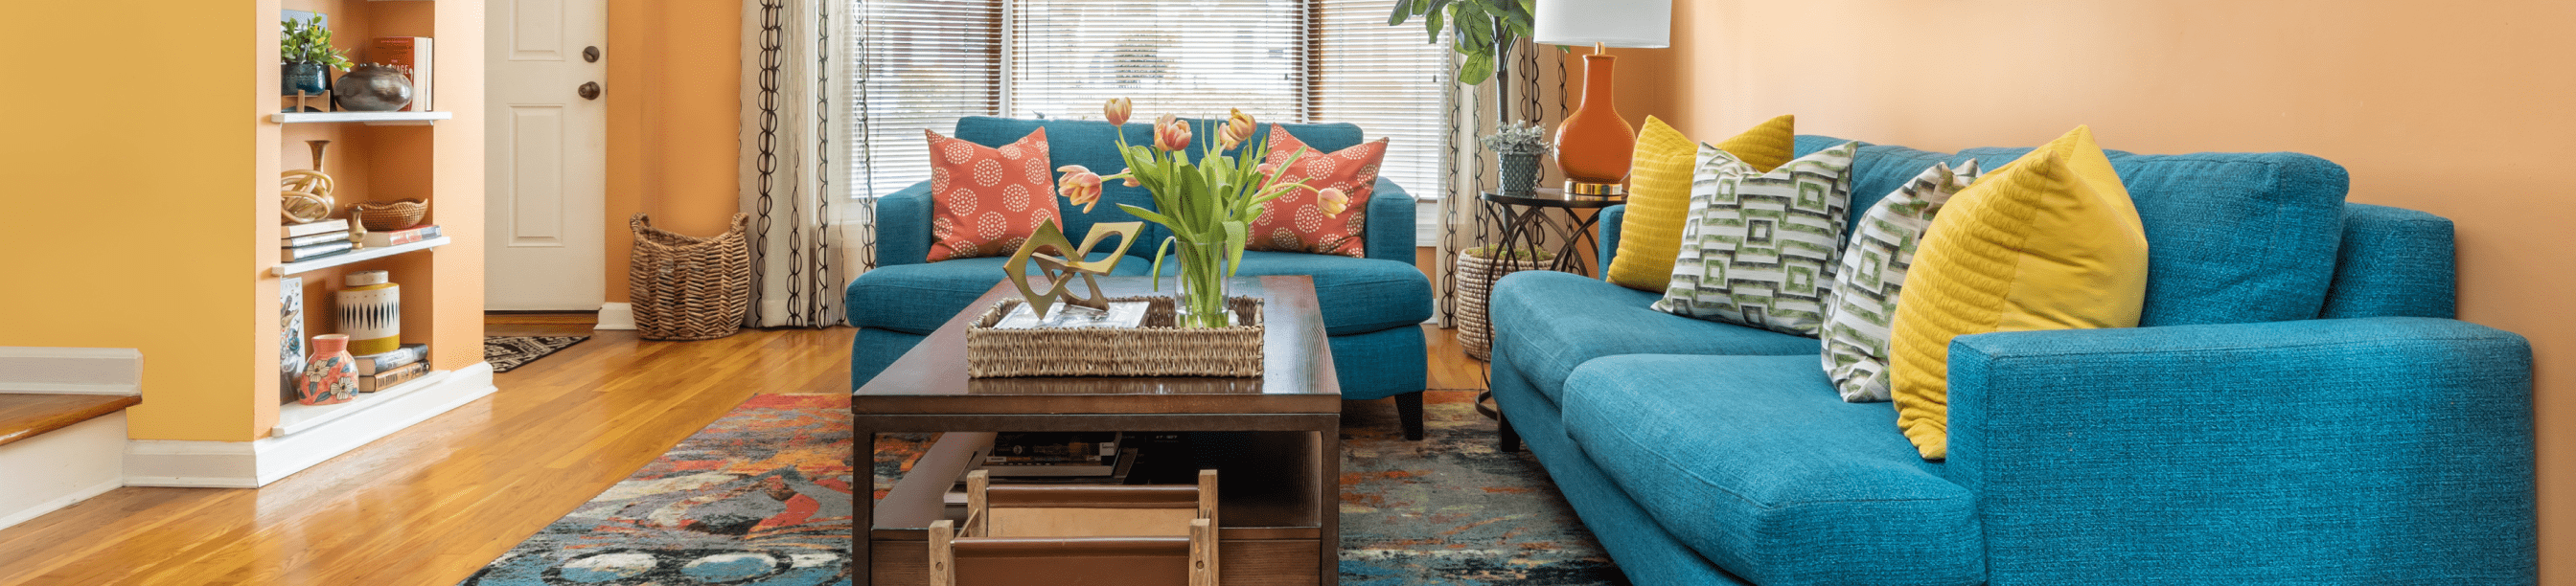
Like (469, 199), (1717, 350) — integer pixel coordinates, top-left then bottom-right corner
(332, 64), (415, 112)
(1499, 151), (1543, 197)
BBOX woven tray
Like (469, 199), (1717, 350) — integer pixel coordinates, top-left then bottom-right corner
(966, 296), (1265, 378)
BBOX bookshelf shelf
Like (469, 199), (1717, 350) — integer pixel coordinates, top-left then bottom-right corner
(273, 237), (450, 277)
(269, 111), (452, 125)
(271, 369), (451, 436)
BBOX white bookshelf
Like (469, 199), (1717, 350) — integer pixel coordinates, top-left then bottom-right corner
(270, 369), (450, 436)
(273, 237), (449, 277)
(269, 111), (452, 125)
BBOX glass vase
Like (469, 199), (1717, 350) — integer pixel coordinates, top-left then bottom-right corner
(1171, 239), (1233, 328)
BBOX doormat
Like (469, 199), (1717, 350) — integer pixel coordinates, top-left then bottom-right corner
(485, 336), (588, 372)
(458, 391), (1625, 585)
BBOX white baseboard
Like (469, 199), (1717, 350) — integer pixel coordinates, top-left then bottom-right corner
(124, 362), (498, 488)
(596, 303), (636, 330)
(0, 347), (142, 395)
(0, 412), (129, 530)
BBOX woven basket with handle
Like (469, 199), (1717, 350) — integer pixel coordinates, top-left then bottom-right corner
(629, 213), (752, 341)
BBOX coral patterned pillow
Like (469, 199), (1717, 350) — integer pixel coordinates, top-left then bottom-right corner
(1250, 125), (1387, 258)
(924, 127), (1061, 262)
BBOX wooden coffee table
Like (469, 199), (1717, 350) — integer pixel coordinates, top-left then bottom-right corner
(854, 276), (1342, 586)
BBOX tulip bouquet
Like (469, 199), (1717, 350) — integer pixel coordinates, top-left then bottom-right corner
(1055, 99), (1350, 328)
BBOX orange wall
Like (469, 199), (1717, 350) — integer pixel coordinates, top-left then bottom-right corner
(1623, 1), (2571, 580)
(605, 0), (744, 304)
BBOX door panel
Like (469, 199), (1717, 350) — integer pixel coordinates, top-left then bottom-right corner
(486, 0), (605, 310)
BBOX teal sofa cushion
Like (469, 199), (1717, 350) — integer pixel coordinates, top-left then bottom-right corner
(1561, 354), (1982, 586)
(1157, 251), (1431, 336)
(845, 251), (1149, 335)
(1488, 271), (1816, 403)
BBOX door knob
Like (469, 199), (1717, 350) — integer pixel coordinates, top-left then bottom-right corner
(579, 82), (601, 101)
(583, 46), (602, 63)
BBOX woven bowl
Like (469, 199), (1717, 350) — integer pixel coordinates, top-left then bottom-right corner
(353, 199), (428, 231)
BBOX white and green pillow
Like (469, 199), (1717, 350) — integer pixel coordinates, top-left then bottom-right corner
(1821, 160), (1981, 402)
(1651, 141), (1858, 335)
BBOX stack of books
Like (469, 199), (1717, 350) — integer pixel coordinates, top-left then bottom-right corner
(282, 219), (353, 261)
(364, 224), (442, 248)
(354, 343), (430, 392)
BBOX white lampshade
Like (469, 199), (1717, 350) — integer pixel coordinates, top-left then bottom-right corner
(1533, 0), (1672, 49)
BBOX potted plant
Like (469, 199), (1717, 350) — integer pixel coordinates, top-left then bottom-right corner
(281, 15), (353, 98)
(1480, 121), (1552, 197)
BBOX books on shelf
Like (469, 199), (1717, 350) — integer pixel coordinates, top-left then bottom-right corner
(354, 343), (428, 375)
(283, 232), (351, 248)
(284, 218), (351, 238)
(284, 240), (354, 261)
(359, 361), (429, 392)
(363, 224), (441, 248)
(374, 37), (432, 111)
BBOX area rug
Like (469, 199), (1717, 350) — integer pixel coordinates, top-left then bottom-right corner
(461, 391), (1625, 586)
(485, 336), (588, 372)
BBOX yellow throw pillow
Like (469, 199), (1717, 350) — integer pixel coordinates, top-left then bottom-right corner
(1605, 115), (1795, 292)
(1887, 125), (2149, 461)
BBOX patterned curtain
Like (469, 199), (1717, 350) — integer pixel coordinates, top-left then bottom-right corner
(1433, 40), (1564, 328)
(739, 0), (858, 327)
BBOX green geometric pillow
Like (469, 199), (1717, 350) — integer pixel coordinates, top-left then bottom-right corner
(1651, 141), (1858, 335)
(1821, 160), (1981, 402)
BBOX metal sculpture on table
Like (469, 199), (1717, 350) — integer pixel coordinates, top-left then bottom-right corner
(1003, 220), (1141, 320)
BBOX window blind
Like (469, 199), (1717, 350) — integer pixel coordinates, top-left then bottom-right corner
(857, 0), (1449, 200)
(857, 0), (1001, 197)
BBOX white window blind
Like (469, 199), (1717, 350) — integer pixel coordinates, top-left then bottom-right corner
(857, 1), (1449, 198)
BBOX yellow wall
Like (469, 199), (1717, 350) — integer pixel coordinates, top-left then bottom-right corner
(605, 0), (744, 304)
(1623, 1), (2571, 580)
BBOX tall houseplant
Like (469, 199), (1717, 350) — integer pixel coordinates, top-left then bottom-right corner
(280, 15), (353, 96)
(1055, 99), (1350, 328)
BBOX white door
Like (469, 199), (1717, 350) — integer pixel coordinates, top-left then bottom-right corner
(485, 0), (608, 310)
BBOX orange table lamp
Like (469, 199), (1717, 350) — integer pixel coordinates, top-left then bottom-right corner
(1534, 0), (1673, 198)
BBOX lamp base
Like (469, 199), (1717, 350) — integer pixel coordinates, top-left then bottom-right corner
(1564, 180), (1626, 200)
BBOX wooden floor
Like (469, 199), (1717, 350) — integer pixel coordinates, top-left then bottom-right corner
(0, 315), (1484, 585)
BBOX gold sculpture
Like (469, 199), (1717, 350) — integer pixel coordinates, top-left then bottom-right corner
(282, 140), (336, 224)
(1004, 220), (1142, 319)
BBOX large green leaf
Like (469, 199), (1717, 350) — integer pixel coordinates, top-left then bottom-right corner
(1387, 0), (1416, 26)
(1221, 221), (1248, 278)
(1117, 203), (1178, 230)
(1459, 53), (1494, 85)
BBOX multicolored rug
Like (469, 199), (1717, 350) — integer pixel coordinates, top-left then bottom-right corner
(462, 391), (1625, 586)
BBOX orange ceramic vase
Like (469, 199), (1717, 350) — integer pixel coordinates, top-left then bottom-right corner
(1552, 53), (1635, 195)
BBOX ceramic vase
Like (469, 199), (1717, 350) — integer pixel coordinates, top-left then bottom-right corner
(337, 271), (401, 355)
(282, 62), (328, 96)
(1498, 151), (1542, 197)
(333, 64), (415, 112)
(297, 334), (359, 405)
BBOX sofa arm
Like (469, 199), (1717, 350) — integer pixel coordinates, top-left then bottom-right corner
(1946, 317), (2534, 585)
(874, 180), (934, 267)
(2323, 203), (2455, 319)
(1365, 177), (1415, 265)
(1596, 204), (1625, 280)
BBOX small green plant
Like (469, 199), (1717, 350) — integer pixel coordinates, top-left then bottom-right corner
(1480, 121), (1551, 155)
(281, 16), (354, 71)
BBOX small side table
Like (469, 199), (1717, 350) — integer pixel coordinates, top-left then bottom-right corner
(1475, 188), (1623, 276)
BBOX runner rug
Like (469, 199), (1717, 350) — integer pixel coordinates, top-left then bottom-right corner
(458, 391), (1624, 585)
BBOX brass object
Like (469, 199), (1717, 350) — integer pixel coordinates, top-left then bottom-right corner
(1002, 221), (1142, 320)
(282, 140), (336, 224)
(345, 205), (370, 248)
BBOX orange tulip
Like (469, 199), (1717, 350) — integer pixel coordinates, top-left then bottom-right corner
(1104, 98), (1133, 126)
(1056, 165), (1103, 214)
(1220, 108), (1256, 150)
(1153, 114), (1192, 152)
(1317, 187), (1350, 215)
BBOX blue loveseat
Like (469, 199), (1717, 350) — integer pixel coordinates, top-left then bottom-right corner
(1488, 136), (2536, 585)
(847, 116), (1436, 438)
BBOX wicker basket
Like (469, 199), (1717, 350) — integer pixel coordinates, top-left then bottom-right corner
(353, 199), (428, 231)
(965, 296), (1265, 377)
(1456, 247), (1550, 361)
(629, 213), (752, 341)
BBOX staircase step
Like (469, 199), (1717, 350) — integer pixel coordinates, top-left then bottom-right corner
(0, 394), (141, 447)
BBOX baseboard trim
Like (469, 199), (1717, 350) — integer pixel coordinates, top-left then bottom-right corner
(0, 413), (129, 530)
(124, 362), (499, 488)
(596, 303), (636, 330)
(0, 347), (142, 395)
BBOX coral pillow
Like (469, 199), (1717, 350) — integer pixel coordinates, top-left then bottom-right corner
(924, 127), (1061, 262)
(1605, 114), (1796, 292)
(1889, 125), (2150, 461)
(1250, 124), (1387, 258)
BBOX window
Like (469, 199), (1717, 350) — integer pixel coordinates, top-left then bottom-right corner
(856, 1), (1449, 199)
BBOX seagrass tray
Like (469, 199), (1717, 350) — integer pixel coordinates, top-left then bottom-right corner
(965, 295), (1264, 378)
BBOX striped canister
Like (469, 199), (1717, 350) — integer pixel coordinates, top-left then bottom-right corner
(336, 270), (401, 355)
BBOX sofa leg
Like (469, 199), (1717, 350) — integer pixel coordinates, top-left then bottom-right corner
(1497, 412), (1522, 453)
(1395, 393), (1425, 440)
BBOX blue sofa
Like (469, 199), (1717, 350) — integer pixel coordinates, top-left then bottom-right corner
(1488, 136), (2536, 585)
(848, 116), (1436, 438)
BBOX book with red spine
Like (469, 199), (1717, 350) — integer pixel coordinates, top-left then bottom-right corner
(362, 224), (442, 248)
(372, 36), (433, 111)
